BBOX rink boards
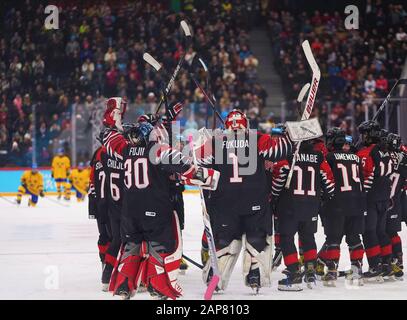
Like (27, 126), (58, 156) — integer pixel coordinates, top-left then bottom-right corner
(0, 167), (199, 196)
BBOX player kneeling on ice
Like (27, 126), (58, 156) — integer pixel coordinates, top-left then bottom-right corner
(272, 127), (335, 291)
(318, 128), (366, 287)
(16, 164), (44, 207)
(66, 162), (90, 202)
(195, 110), (301, 294)
(101, 97), (219, 300)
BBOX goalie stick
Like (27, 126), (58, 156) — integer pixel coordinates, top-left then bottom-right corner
(271, 82), (310, 271)
(143, 20), (192, 114)
(285, 40), (320, 189)
(296, 83), (310, 118)
(188, 135), (220, 300)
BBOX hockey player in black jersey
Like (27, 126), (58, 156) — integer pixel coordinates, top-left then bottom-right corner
(318, 128), (366, 286)
(272, 139), (335, 291)
(385, 132), (406, 280)
(98, 124), (134, 290)
(357, 121), (393, 281)
(169, 173), (188, 273)
(196, 109), (293, 293)
(101, 97), (219, 300)
(88, 144), (111, 288)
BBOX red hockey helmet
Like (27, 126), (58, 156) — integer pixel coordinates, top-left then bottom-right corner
(103, 97), (127, 130)
(225, 109), (248, 130)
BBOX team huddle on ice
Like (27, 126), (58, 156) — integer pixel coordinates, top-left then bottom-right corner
(86, 93), (406, 300)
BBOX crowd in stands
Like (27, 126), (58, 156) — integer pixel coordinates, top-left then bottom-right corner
(267, 1), (407, 134)
(1, 0), (406, 167)
(0, 0), (264, 166)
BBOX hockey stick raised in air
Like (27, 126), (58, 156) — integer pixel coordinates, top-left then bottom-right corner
(188, 135), (220, 300)
(285, 40), (320, 189)
(143, 20), (192, 114)
(355, 78), (407, 148)
(372, 78), (407, 122)
(295, 82), (310, 119)
(189, 56), (225, 128)
(190, 75), (224, 126)
(297, 83), (310, 103)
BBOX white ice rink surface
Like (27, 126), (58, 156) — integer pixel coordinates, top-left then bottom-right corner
(0, 194), (406, 300)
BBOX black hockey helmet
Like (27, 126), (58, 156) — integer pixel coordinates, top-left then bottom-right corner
(386, 132), (402, 152)
(326, 127), (346, 151)
(379, 128), (389, 143)
(122, 122), (136, 133)
(126, 122), (154, 146)
(357, 120), (381, 145)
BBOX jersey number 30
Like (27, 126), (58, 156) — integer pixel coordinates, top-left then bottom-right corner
(124, 158), (149, 189)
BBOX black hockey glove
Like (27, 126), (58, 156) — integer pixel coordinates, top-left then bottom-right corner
(39, 191), (45, 197)
(165, 102), (183, 122)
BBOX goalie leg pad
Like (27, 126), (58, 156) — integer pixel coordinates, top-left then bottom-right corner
(243, 234), (273, 287)
(143, 212), (183, 300)
(110, 242), (142, 295)
(144, 250), (182, 300)
(203, 239), (242, 291)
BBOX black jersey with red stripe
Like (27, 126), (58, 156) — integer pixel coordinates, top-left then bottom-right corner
(102, 128), (195, 218)
(272, 143), (335, 218)
(200, 131), (292, 216)
(325, 150), (366, 216)
(389, 151), (407, 212)
(357, 144), (392, 203)
(101, 150), (124, 216)
(88, 146), (109, 219)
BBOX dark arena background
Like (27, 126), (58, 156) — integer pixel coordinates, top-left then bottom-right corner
(0, 0), (406, 307)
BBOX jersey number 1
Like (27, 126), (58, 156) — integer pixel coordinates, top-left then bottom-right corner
(229, 153), (242, 183)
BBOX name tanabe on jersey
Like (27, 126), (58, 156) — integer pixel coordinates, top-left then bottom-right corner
(295, 153), (318, 163)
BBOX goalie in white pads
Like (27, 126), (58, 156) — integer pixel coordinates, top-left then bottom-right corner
(196, 109), (294, 293)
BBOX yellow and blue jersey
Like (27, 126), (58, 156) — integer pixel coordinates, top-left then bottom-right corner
(51, 155), (71, 180)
